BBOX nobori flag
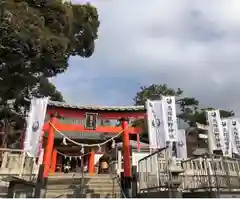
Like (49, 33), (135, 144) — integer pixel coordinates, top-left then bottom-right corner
(206, 110), (225, 154)
(229, 119), (240, 155)
(221, 119), (232, 157)
(146, 99), (165, 149)
(161, 96), (178, 142)
(24, 97), (49, 158)
(176, 129), (187, 159)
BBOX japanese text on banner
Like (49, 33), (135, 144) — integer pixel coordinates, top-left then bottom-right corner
(207, 110), (225, 153)
(230, 119), (240, 155)
(146, 100), (165, 149)
(161, 96), (178, 142)
(221, 119), (232, 157)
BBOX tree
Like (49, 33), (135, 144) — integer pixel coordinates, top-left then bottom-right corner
(33, 77), (64, 102)
(134, 84), (183, 105)
(0, 0), (99, 104)
(178, 107), (234, 125)
(0, 78), (64, 148)
(0, 0), (99, 147)
(133, 84), (234, 142)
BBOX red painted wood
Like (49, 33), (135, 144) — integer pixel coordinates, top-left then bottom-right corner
(47, 107), (145, 119)
(122, 120), (131, 177)
(43, 122), (142, 134)
(88, 151), (95, 175)
(50, 148), (57, 173)
(43, 105), (144, 176)
(43, 117), (57, 178)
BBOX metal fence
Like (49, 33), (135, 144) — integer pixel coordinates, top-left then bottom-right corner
(181, 154), (240, 192)
(138, 151), (240, 194)
(138, 147), (171, 192)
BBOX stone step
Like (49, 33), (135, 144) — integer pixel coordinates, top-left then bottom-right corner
(47, 183), (119, 189)
(47, 188), (120, 194)
(46, 174), (121, 198)
(47, 179), (118, 186)
(48, 178), (113, 181)
(47, 179), (117, 186)
(46, 192), (121, 198)
(47, 186), (118, 193)
(0, 173), (121, 198)
(47, 185), (120, 191)
(49, 173), (113, 179)
(46, 185), (121, 198)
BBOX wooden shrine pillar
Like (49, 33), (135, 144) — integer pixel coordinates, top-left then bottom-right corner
(121, 118), (132, 198)
(43, 116), (57, 178)
(88, 149), (95, 175)
(50, 148), (57, 174)
(121, 118), (131, 177)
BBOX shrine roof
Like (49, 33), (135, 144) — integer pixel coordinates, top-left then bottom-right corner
(48, 100), (145, 112)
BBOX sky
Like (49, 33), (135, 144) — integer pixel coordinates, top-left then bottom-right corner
(52, 0), (240, 115)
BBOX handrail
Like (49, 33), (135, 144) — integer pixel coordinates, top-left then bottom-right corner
(138, 146), (168, 163)
(114, 174), (127, 198)
(80, 152), (90, 195)
(181, 152), (240, 165)
(109, 160), (127, 198)
(0, 148), (24, 152)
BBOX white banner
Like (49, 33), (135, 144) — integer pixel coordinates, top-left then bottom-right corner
(229, 119), (240, 155)
(24, 97), (49, 158)
(206, 110), (225, 153)
(176, 129), (187, 159)
(161, 96), (178, 142)
(146, 100), (164, 149)
(221, 119), (232, 157)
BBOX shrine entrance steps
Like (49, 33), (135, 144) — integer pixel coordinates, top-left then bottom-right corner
(46, 173), (121, 198)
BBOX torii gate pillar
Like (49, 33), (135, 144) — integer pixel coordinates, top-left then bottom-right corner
(43, 116), (57, 178)
(121, 118), (132, 198)
(121, 118), (131, 177)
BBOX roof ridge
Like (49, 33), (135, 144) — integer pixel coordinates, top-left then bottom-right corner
(49, 100), (144, 107)
(48, 100), (145, 112)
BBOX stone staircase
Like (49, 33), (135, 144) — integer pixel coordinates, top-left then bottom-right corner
(46, 173), (122, 198)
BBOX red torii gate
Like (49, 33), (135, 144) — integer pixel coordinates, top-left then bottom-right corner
(42, 101), (145, 180)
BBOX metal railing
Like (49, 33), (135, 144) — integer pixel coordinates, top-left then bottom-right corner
(138, 151), (240, 194)
(181, 154), (240, 193)
(138, 147), (169, 192)
(79, 152), (91, 196)
(109, 160), (127, 198)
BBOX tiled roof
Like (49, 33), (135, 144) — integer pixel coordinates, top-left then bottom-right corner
(48, 100), (145, 112)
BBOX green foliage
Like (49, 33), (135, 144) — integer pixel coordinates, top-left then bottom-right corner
(34, 77), (64, 102)
(134, 84), (183, 105)
(133, 84), (234, 142)
(0, 0), (99, 103)
(178, 108), (234, 125)
(133, 84), (185, 140)
(0, 0), (100, 147)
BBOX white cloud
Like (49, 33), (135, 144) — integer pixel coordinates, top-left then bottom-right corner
(54, 0), (240, 114)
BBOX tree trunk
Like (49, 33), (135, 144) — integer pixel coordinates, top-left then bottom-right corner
(1, 119), (8, 148)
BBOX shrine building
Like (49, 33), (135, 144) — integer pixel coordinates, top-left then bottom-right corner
(42, 100), (145, 178)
